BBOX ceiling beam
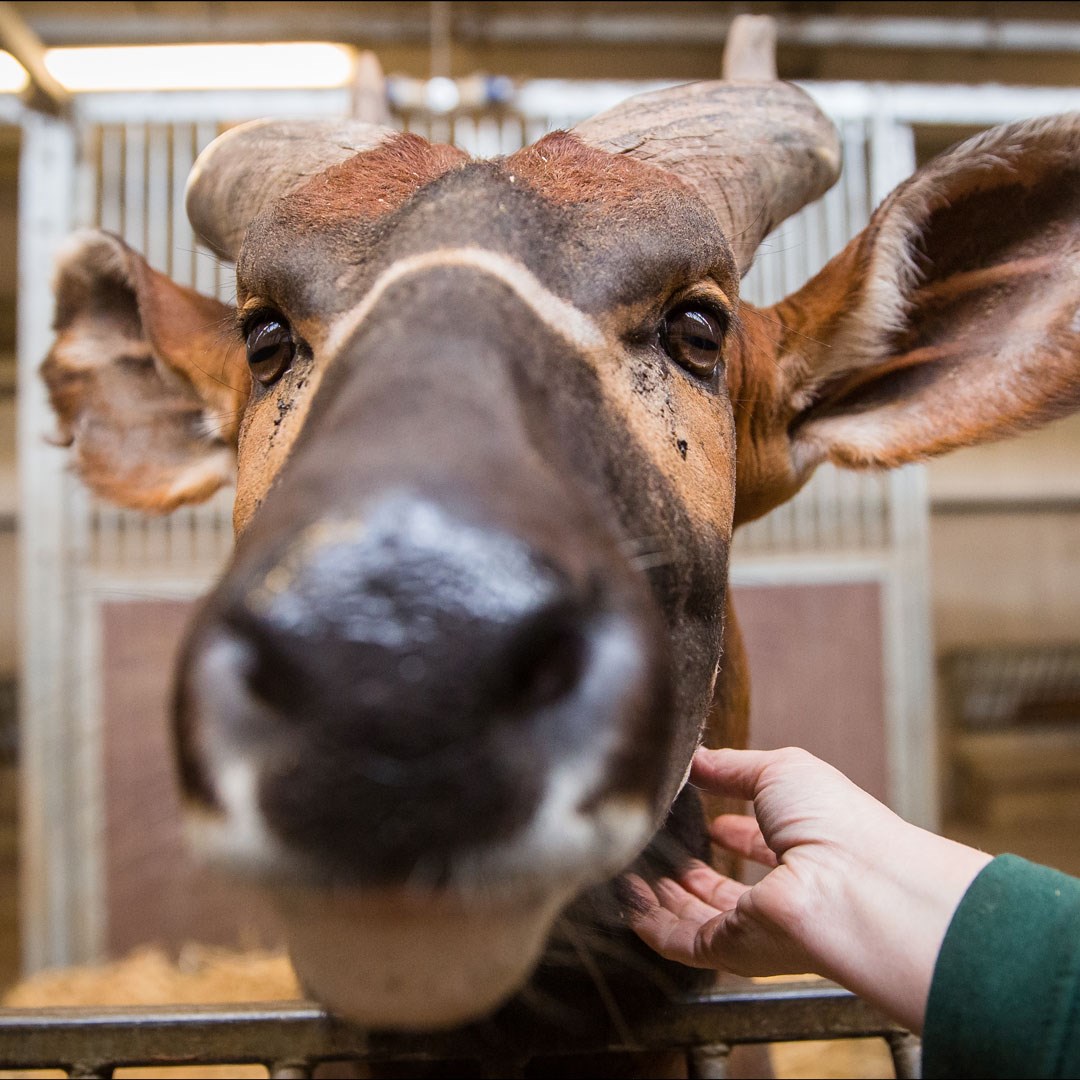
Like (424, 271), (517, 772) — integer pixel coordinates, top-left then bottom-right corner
(17, 10), (1080, 54)
(0, 1), (67, 114)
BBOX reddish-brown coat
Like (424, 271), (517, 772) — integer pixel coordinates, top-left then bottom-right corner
(506, 130), (691, 207)
(279, 133), (468, 228)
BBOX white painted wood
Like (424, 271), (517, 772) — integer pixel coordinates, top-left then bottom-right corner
(887, 467), (937, 830)
(16, 111), (82, 971)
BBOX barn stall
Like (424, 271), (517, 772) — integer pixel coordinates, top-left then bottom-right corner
(0, 4), (1078, 1076)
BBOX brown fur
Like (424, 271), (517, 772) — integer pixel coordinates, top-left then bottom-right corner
(507, 130), (691, 208)
(280, 133), (468, 228)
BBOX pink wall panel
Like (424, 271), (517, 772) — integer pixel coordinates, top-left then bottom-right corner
(98, 582), (891, 952)
(733, 582), (889, 803)
(101, 599), (282, 957)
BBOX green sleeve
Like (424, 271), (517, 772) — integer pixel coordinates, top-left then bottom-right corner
(923, 853), (1080, 1079)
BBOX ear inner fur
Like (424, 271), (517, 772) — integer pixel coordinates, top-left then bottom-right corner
(733, 113), (1080, 518)
(41, 230), (245, 512)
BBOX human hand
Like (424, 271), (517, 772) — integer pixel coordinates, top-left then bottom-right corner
(626, 746), (992, 1033)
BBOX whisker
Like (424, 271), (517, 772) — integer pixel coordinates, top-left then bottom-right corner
(740, 302), (833, 351)
(402, 852), (446, 897)
(618, 534), (667, 556)
(629, 551), (674, 572)
(560, 918), (636, 1048)
(546, 911), (683, 1000)
(513, 979), (581, 1029)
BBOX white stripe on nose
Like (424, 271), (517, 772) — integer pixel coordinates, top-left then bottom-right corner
(324, 246), (606, 361)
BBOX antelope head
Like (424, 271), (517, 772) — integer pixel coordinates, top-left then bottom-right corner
(41, 25), (1080, 1028)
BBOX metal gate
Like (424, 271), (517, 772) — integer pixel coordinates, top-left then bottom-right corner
(0, 982), (920, 1078)
(13, 76), (1079, 986)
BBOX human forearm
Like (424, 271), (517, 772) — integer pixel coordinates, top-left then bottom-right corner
(802, 819), (991, 1033)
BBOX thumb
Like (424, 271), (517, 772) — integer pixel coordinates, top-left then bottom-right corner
(690, 747), (780, 800)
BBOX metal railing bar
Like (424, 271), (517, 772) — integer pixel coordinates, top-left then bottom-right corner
(887, 1031), (923, 1080)
(0, 982), (907, 1071)
(268, 1062), (313, 1080)
(687, 1041), (732, 1080)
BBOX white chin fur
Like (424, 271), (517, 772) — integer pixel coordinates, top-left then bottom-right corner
(275, 886), (569, 1029)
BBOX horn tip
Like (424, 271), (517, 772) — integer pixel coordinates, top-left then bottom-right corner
(722, 14), (779, 82)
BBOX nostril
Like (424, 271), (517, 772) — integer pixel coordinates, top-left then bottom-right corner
(498, 603), (588, 715)
(223, 607), (310, 715)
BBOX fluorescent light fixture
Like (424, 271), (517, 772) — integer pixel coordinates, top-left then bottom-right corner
(0, 51), (28, 94)
(44, 43), (356, 92)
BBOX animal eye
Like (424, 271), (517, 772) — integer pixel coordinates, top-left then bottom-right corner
(660, 305), (725, 377)
(245, 317), (295, 386)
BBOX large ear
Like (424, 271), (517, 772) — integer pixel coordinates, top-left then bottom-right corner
(41, 229), (249, 512)
(739, 114), (1080, 518)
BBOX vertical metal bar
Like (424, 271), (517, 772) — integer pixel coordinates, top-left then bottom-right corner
(886, 464), (938, 829)
(122, 121), (146, 252)
(145, 122), (170, 271)
(269, 1062), (313, 1080)
(98, 124), (122, 234)
(838, 469), (858, 552)
(818, 464), (840, 550)
(864, 111), (936, 829)
(820, 125), (846, 259)
(73, 124), (99, 232)
(427, 116), (451, 145)
(72, 489), (105, 968)
(886, 1032), (922, 1079)
(525, 117), (550, 145)
(803, 199), (825, 291)
(842, 118), (871, 229)
(452, 113), (476, 154)
(870, 114), (916, 207)
(862, 473), (885, 550)
(780, 211), (806, 299)
(170, 122), (196, 285)
(688, 1042), (732, 1079)
(474, 115), (502, 158)
(142, 54), (168, 570)
(68, 1065), (114, 1080)
(96, 503), (118, 571)
(499, 116), (521, 154)
(16, 111), (80, 972)
(193, 120), (219, 296)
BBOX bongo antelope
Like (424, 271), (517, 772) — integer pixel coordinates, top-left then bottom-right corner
(40, 26), (1080, 1045)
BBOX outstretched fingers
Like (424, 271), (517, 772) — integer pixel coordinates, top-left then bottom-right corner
(624, 867), (751, 969)
(624, 874), (723, 968)
(679, 858), (753, 910)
